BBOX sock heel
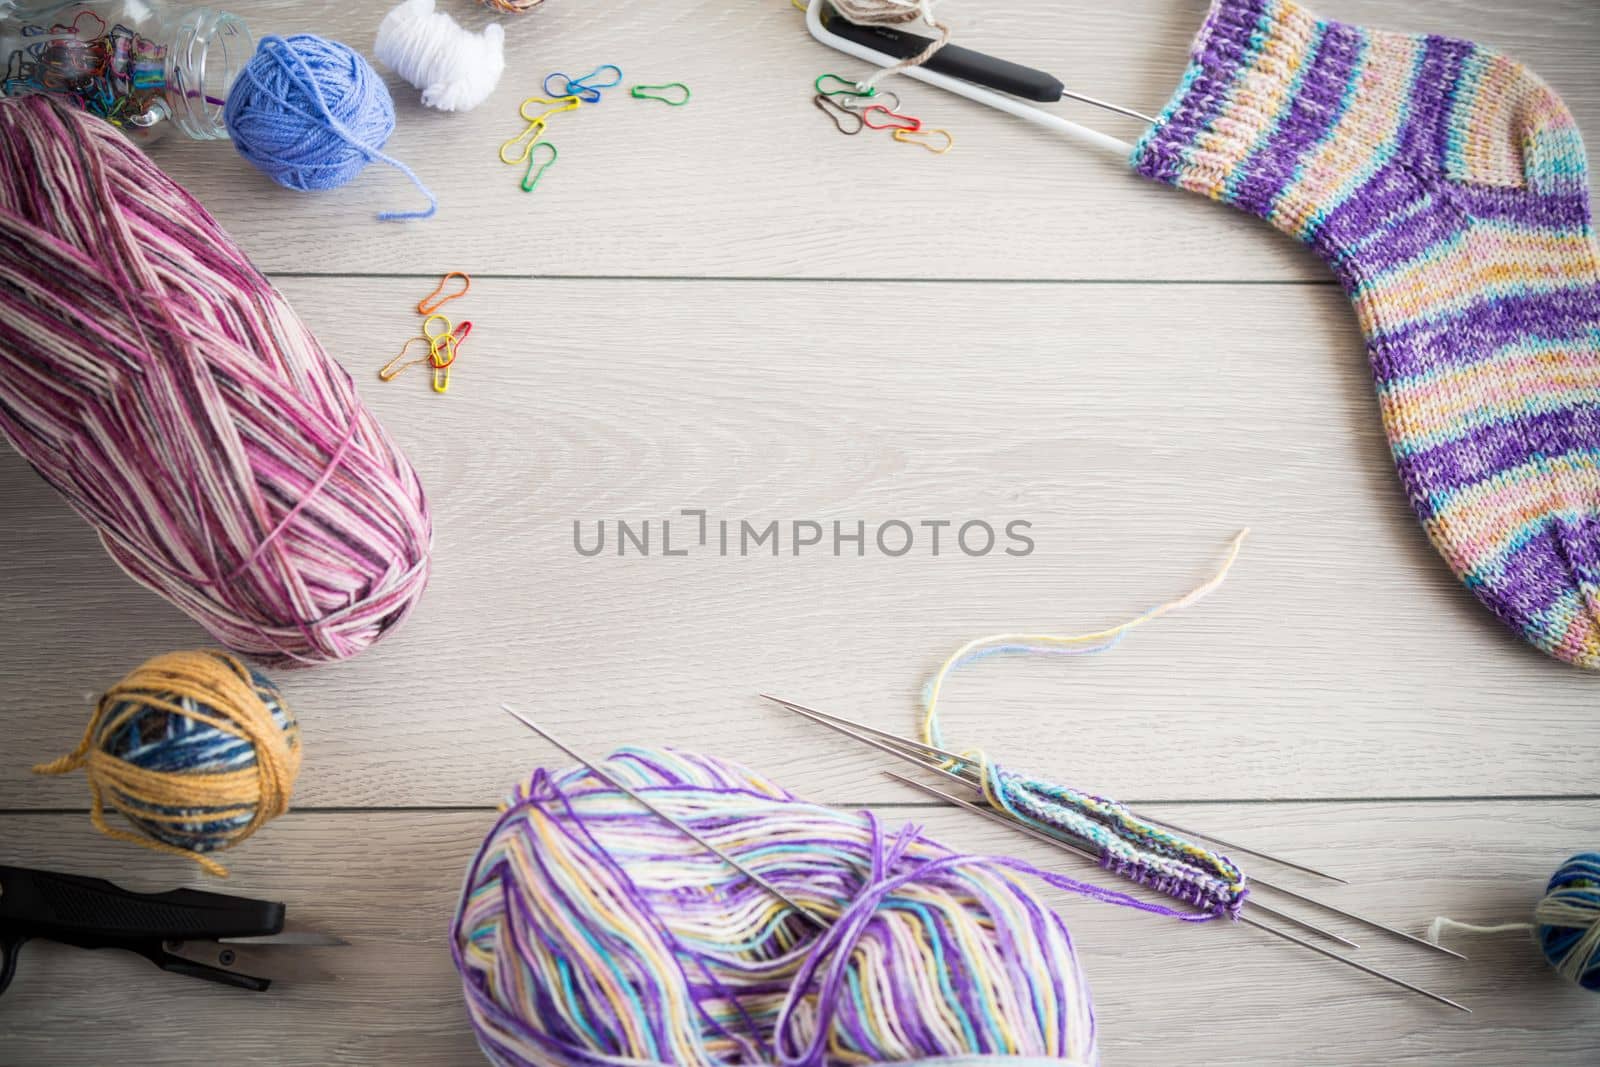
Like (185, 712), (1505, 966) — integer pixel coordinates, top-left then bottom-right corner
(1445, 50), (1589, 196)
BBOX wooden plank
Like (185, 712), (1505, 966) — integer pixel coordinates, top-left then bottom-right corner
(138, 0), (1600, 280)
(3, 278), (1598, 808)
(2, 800), (1596, 1065)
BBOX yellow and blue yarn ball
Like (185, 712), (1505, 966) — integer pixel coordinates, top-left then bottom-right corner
(1537, 853), (1600, 992)
(34, 650), (302, 877)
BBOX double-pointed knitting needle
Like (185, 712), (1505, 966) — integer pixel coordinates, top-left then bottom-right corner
(500, 705), (829, 930)
(762, 696), (1353, 948)
(762, 694), (1344, 883)
(1249, 873), (1467, 961)
(886, 772), (1470, 1013)
(764, 695), (1466, 960)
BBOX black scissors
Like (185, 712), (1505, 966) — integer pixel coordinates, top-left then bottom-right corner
(0, 864), (345, 995)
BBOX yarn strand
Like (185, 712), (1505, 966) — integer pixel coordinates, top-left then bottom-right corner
(922, 529), (1250, 746)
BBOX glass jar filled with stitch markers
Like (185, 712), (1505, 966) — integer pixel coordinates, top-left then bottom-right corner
(0, 0), (249, 142)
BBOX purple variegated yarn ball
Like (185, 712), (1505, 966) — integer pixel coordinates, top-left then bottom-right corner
(455, 747), (1208, 1067)
(0, 94), (431, 664)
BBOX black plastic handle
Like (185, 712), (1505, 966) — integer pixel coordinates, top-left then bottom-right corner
(0, 865), (283, 947)
(824, 17), (1065, 103)
(0, 933), (23, 997)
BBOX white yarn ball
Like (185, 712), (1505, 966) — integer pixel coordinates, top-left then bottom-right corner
(374, 0), (506, 113)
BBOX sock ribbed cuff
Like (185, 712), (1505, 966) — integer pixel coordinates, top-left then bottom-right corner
(1134, 0), (1325, 192)
(1133, 0), (1591, 232)
(1131, 0), (1434, 248)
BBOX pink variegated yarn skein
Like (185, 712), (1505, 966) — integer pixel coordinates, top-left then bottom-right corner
(0, 95), (431, 665)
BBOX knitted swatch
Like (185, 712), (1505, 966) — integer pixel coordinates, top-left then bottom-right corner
(1135, 0), (1600, 668)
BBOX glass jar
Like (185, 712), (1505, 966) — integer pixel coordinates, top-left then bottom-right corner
(0, 0), (250, 142)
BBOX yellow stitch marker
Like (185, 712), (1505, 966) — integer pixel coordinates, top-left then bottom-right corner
(429, 333), (454, 394)
(892, 126), (954, 154)
(423, 313), (453, 341)
(500, 117), (549, 165)
(520, 94), (583, 124)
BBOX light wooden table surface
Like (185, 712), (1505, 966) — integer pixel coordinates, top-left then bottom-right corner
(3, 1), (1599, 1063)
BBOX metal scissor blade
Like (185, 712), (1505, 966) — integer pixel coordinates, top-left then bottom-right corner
(219, 931), (349, 946)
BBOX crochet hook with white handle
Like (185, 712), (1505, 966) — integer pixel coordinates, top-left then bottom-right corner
(824, 15), (1157, 123)
(805, 0), (1142, 157)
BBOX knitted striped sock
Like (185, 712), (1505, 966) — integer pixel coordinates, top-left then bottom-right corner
(1135, 0), (1600, 669)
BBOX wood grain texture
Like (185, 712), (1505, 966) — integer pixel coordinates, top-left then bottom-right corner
(141, 0), (1600, 280)
(2, 278), (1598, 808)
(3, 2), (1600, 1063)
(2, 801), (1597, 1066)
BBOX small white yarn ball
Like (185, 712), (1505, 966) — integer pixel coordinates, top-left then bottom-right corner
(374, 0), (506, 113)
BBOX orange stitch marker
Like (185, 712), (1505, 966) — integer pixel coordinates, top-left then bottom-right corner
(418, 271), (471, 315)
(379, 335), (433, 381)
(893, 126), (954, 154)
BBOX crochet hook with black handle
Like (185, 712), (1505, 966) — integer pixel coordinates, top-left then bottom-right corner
(822, 9), (1156, 124)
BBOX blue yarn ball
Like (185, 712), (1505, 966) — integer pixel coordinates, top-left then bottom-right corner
(1536, 852), (1600, 992)
(224, 34), (396, 193)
